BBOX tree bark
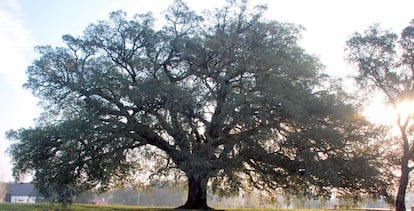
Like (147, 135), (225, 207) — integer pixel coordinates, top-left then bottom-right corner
(396, 128), (410, 211)
(396, 157), (409, 211)
(178, 177), (212, 210)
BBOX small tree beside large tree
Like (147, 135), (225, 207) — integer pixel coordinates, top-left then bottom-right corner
(7, 0), (389, 209)
(346, 20), (414, 211)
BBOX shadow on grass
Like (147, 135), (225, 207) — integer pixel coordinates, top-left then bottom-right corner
(0, 203), (356, 211)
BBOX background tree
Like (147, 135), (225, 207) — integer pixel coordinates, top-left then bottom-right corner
(7, 0), (389, 209)
(346, 20), (414, 211)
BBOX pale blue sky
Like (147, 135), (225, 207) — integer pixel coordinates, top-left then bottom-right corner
(1, 0), (414, 182)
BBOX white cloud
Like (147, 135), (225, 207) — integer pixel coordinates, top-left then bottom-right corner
(0, 0), (21, 12)
(0, 4), (34, 81)
(0, 0), (39, 182)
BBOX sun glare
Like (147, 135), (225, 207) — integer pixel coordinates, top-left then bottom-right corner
(363, 98), (394, 125)
(363, 97), (414, 126)
(396, 100), (414, 122)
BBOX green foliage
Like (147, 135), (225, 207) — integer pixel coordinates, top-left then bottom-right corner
(7, 0), (388, 208)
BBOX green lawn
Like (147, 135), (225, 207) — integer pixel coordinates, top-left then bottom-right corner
(0, 203), (359, 211)
(0, 203), (173, 211)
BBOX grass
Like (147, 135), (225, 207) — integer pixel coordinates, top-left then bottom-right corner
(0, 203), (363, 211)
(0, 203), (176, 211)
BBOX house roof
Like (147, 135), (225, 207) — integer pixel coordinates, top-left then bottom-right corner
(8, 183), (39, 197)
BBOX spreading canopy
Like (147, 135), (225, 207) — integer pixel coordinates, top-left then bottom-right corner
(7, 0), (389, 208)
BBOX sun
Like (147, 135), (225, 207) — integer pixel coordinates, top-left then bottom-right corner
(363, 97), (414, 127)
(395, 100), (414, 123)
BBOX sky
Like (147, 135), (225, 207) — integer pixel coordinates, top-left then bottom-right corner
(1, 0), (414, 182)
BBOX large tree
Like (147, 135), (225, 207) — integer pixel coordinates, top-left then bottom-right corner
(7, 0), (388, 209)
(346, 20), (414, 211)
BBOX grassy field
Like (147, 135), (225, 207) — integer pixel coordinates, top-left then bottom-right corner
(0, 203), (174, 211)
(0, 203), (362, 211)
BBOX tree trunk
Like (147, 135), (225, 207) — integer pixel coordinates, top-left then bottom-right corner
(396, 128), (410, 211)
(396, 158), (409, 211)
(178, 177), (212, 210)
